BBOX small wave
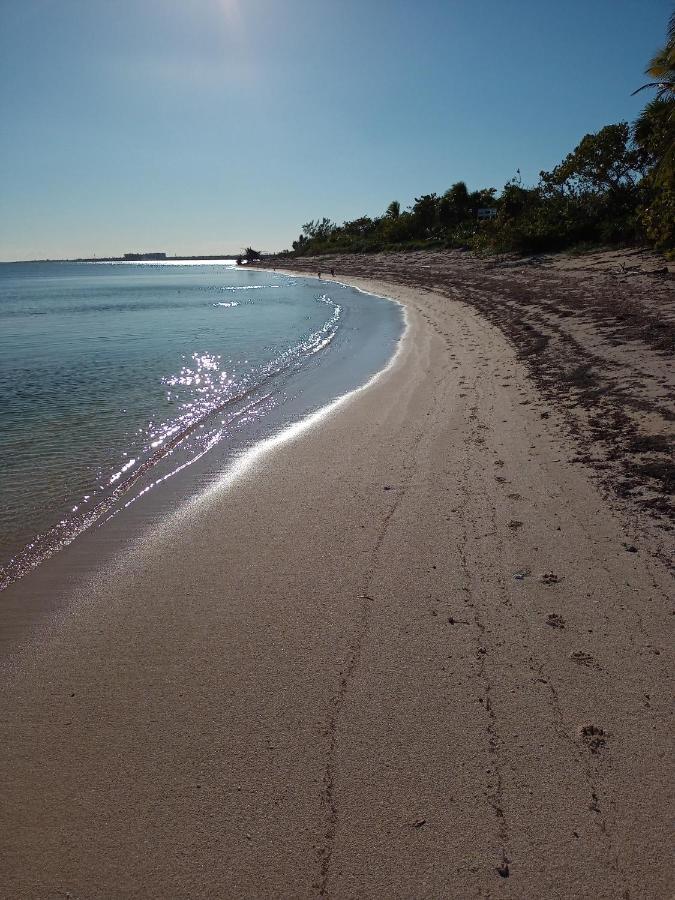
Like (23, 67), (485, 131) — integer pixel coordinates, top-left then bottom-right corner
(219, 284), (280, 292)
(214, 301), (239, 308)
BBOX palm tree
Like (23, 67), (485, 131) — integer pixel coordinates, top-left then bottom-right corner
(634, 98), (674, 164)
(633, 13), (675, 99)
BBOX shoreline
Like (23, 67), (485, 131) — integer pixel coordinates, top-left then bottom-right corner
(1, 269), (672, 897)
(0, 272), (403, 598)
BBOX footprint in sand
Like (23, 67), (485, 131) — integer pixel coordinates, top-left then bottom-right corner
(540, 571), (562, 585)
(579, 724), (607, 753)
(546, 613), (566, 628)
(570, 650), (601, 670)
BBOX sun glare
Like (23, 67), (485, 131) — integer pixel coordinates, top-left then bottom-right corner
(217, 0), (243, 32)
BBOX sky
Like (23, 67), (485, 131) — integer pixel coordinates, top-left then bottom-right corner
(0, 0), (670, 261)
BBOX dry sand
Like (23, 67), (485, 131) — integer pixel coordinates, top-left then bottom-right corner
(0, 261), (673, 898)
(278, 249), (675, 549)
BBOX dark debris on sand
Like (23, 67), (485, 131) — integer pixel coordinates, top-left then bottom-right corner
(270, 249), (674, 559)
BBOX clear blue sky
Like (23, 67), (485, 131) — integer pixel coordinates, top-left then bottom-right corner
(0, 0), (670, 260)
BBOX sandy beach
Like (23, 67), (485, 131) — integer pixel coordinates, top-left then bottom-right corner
(1, 260), (673, 897)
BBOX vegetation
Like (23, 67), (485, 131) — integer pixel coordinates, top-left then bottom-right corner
(633, 12), (675, 100)
(236, 247), (262, 264)
(290, 16), (674, 258)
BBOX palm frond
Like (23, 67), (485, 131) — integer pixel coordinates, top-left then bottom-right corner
(632, 81), (669, 96)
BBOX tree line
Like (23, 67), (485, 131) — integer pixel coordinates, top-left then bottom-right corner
(290, 16), (674, 258)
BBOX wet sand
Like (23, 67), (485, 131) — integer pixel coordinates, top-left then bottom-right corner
(1, 267), (673, 898)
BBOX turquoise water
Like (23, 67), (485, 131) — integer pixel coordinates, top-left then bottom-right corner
(0, 261), (402, 586)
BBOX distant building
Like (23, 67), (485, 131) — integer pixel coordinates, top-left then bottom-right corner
(123, 251), (167, 260)
(476, 208), (497, 221)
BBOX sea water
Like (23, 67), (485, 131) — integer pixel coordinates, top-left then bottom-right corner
(0, 261), (403, 588)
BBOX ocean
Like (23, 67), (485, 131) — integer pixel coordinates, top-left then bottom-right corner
(0, 260), (403, 588)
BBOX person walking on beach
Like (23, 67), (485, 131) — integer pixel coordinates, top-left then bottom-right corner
(330, 268), (335, 277)
(317, 270), (321, 279)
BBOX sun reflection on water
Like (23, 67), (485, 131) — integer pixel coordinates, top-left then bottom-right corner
(0, 294), (342, 591)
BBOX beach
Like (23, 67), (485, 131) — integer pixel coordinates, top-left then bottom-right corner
(1, 262), (673, 897)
